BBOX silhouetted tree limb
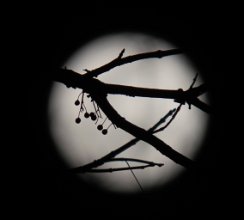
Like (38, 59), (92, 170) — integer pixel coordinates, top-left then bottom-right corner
(83, 48), (183, 78)
(153, 104), (182, 133)
(86, 164), (158, 173)
(93, 92), (195, 169)
(81, 158), (163, 173)
(53, 69), (211, 113)
(71, 109), (176, 173)
(51, 49), (210, 172)
(153, 75), (197, 133)
(104, 82), (210, 113)
(109, 158), (164, 167)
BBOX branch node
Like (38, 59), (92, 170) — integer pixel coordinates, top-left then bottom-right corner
(174, 88), (186, 104)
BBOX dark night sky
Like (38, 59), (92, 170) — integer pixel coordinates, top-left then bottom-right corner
(6, 8), (241, 218)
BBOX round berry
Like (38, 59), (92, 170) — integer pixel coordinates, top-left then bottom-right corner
(97, 125), (103, 130)
(75, 118), (81, 124)
(90, 112), (97, 121)
(84, 112), (90, 118)
(102, 129), (108, 135)
(74, 100), (80, 106)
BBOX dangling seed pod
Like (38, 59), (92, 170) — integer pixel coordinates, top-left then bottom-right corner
(97, 125), (103, 130)
(75, 118), (81, 124)
(90, 112), (97, 121)
(74, 100), (80, 106)
(102, 129), (108, 135)
(84, 112), (90, 118)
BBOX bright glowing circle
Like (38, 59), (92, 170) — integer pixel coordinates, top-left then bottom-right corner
(48, 32), (209, 194)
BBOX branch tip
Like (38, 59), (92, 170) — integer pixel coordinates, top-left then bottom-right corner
(118, 48), (125, 59)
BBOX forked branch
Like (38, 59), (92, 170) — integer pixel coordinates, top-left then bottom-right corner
(84, 48), (183, 78)
(51, 49), (210, 171)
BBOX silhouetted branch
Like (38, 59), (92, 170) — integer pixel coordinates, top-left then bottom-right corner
(83, 49), (183, 78)
(109, 158), (164, 167)
(86, 165), (157, 173)
(189, 72), (199, 89)
(53, 69), (211, 113)
(189, 97), (212, 113)
(93, 93), (195, 169)
(84, 157), (163, 173)
(71, 109), (176, 173)
(51, 49), (210, 172)
(154, 104), (182, 133)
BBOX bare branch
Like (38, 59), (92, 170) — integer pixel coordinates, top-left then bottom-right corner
(51, 49), (210, 172)
(71, 109), (175, 173)
(153, 104), (182, 133)
(189, 73), (199, 89)
(105, 83), (181, 98)
(104, 83), (210, 113)
(189, 97), (212, 113)
(86, 165), (155, 173)
(109, 158), (164, 167)
(52, 69), (211, 113)
(92, 93), (195, 169)
(186, 84), (208, 98)
(83, 157), (163, 173)
(83, 49), (183, 78)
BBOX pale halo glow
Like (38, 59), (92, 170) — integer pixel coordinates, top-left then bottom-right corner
(48, 33), (209, 193)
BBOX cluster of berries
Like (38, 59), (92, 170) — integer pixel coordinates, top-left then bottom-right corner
(74, 91), (115, 135)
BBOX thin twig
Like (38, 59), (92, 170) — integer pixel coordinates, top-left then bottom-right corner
(153, 104), (182, 134)
(189, 73), (199, 89)
(109, 158), (164, 167)
(83, 49), (183, 78)
(86, 164), (154, 173)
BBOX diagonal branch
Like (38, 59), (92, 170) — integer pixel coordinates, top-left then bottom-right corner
(50, 49), (210, 171)
(153, 104), (182, 133)
(189, 97), (212, 113)
(92, 92), (195, 169)
(71, 109), (176, 173)
(83, 49), (183, 78)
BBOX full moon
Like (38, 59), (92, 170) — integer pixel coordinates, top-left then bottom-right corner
(48, 32), (209, 194)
